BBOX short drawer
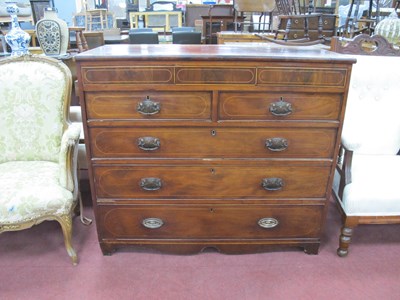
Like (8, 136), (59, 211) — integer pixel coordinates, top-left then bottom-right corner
(219, 92), (342, 121)
(89, 127), (337, 158)
(97, 204), (324, 239)
(81, 66), (174, 84)
(257, 67), (348, 88)
(85, 91), (212, 120)
(93, 163), (331, 199)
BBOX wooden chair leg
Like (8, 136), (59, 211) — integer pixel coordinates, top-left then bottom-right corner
(337, 226), (354, 257)
(57, 214), (78, 265)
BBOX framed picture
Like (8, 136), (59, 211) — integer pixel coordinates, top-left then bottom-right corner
(29, 0), (52, 24)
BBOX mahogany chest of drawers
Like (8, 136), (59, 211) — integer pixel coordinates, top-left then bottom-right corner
(75, 44), (355, 255)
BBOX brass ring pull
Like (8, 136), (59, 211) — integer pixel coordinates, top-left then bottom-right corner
(142, 217), (164, 229)
(140, 177), (162, 191)
(269, 98), (293, 116)
(137, 137), (160, 151)
(265, 137), (288, 152)
(137, 98), (161, 115)
(262, 177), (284, 191)
(258, 217), (279, 228)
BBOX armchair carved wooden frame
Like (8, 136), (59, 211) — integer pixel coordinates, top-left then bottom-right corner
(0, 55), (91, 265)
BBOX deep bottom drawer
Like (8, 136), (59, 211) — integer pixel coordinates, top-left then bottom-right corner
(97, 204), (324, 239)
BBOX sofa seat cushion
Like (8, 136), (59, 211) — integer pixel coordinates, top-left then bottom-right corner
(341, 154), (400, 216)
(0, 161), (74, 224)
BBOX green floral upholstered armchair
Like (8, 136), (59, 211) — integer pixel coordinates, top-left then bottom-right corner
(0, 55), (91, 265)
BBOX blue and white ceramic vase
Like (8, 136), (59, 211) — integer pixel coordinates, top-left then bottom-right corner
(4, 2), (31, 56)
(36, 7), (69, 57)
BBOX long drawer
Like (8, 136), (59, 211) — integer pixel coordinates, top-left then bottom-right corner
(89, 127), (337, 158)
(93, 164), (331, 199)
(85, 91), (212, 120)
(97, 204), (324, 239)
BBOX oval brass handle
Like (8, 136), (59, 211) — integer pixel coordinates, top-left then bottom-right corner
(265, 138), (288, 152)
(140, 177), (162, 191)
(258, 217), (279, 229)
(137, 137), (160, 151)
(262, 177), (284, 191)
(137, 98), (161, 115)
(142, 217), (164, 229)
(269, 99), (292, 116)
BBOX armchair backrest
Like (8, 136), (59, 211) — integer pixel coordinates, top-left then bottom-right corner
(0, 55), (72, 163)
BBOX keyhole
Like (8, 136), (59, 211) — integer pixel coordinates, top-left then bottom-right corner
(211, 130), (216, 136)
(210, 208), (214, 213)
(210, 168), (215, 174)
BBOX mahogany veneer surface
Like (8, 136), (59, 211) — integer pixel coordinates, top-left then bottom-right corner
(76, 44), (355, 255)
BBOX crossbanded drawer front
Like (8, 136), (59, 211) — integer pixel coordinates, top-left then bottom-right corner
(81, 66), (174, 84)
(93, 164), (331, 199)
(85, 92), (212, 120)
(257, 67), (348, 88)
(89, 127), (336, 158)
(97, 204), (324, 239)
(219, 92), (342, 121)
(175, 67), (256, 84)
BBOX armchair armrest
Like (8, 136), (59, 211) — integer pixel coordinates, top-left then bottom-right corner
(336, 144), (354, 199)
(59, 123), (81, 193)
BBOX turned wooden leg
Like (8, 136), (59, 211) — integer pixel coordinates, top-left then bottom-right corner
(337, 226), (353, 257)
(58, 214), (78, 265)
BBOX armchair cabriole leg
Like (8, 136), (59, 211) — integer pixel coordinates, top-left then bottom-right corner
(337, 226), (353, 257)
(58, 214), (78, 265)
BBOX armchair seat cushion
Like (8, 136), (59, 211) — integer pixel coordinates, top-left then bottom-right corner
(341, 154), (400, 216)
(0, 161), (74, 224)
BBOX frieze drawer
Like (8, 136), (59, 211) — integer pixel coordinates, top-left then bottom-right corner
(257, 67), (348, 88)
(89, 127), (337, 158)
(97, 204), (324, 239)
(93, 164), (331, 199)
(85, 91), (212, 120)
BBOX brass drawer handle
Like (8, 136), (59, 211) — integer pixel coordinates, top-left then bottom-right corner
(137, 137), (160, 151)
(269, 98), (292, 116)
(265, 137), (288, 152)
(142, 217), (164, 229)
(137, 97), (161, 115)
(262, 177), (284, 191)
(140, 177), (162, 191)
(258, 217), (279, 229)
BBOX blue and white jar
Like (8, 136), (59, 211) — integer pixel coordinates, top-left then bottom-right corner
(36, 7), (69, 57)
(4, 2), (31, 56)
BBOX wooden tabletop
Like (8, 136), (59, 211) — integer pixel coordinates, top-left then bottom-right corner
(75, 44), (356, 64)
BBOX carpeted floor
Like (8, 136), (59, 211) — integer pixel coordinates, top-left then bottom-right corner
(1, 191), (399, 300)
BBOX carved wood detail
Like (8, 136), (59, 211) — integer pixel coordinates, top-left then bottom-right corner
(330, 34), (400, 56)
